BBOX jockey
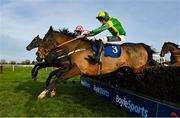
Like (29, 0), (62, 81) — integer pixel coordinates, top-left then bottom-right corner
(74, 25), (96, 42)
(74, 25), (84, 36)
(74, 25), (90, 36)
(83, 11), (126, 64)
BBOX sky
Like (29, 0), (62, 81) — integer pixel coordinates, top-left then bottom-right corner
(0, 0), (180, 62)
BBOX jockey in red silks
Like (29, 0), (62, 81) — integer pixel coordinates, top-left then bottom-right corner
(74, 25), (96, 43)
(74, 25), (90, 36)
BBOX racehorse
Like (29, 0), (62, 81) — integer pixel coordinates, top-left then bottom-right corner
(36, 26), (155, 99)
(26, 35), (42, 51)
(160, 42), (180, 66)
(26, 35), (71, 81)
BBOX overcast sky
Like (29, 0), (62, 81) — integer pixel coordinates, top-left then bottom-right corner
(0, 0), (180, 62)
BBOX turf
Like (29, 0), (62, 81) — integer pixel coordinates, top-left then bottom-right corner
(0, 66), (129, 117)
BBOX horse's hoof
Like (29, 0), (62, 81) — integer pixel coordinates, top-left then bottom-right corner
(50, 89), (56, 97)
(38, 89), (48, 99)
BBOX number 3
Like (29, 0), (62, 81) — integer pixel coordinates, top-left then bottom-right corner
(112, 46), (118, 53)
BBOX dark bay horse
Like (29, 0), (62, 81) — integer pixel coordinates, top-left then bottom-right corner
(37, 26), (155, 99)
(26, 35), (71, 80)
(160, 42), (180, 66)
(26, 35), (42, 51)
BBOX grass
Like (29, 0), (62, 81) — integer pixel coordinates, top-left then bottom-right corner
(0, 66), (129, 117)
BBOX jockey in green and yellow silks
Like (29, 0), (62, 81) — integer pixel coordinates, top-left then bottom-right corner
(89, 11), (126, 38)
(83, 11), (126, 64)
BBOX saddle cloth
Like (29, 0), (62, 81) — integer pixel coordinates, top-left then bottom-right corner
(92, 43), (121, 58)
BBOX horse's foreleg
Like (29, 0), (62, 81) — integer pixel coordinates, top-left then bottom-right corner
(45, 68), (64, 89)
(38, 65), (81, 99)
(51, 65), (81, 97)
(32, 62), (49, 80)
(32, 63), (40, 78)
(54, 65), (81, 86)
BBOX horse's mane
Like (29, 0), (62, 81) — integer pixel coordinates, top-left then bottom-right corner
(166, 42), (179, 48)
(43, 26), (78, 45)
(58, 28), (77, 38)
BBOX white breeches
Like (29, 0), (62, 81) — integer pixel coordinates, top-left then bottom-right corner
(87, 35), (126, 45)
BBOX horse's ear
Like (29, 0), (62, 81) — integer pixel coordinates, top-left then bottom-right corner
(37, 35), (39, 38)
(49, 26), (53, 31)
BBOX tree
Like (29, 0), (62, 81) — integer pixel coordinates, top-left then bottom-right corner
(0, 59), (7, 64)
(21, 60), (31, 65)
(31, 60), (37, 65)
(9, 60), (16, 65)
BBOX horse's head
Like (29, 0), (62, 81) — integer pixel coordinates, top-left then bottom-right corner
(36, 26), (54, 62)
(35, 26), (77, 62)
(160, 42), (179, 57)
(160, 42), (169, 57)
(26, 35), (42, 51)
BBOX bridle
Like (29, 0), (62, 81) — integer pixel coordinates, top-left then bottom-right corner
(39, 35), (86, 61)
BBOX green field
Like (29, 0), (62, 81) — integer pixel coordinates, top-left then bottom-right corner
(0, 66), (129, 117)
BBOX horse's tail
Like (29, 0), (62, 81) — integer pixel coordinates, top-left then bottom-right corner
(140, 43), (156, 66)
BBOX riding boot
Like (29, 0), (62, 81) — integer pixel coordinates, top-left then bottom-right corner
(88, 40), (103, 64)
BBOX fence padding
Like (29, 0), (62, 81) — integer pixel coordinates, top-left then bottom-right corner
(90, 66), (180, 105)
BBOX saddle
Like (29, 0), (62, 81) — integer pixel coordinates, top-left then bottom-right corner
(92, 43), (122, 58)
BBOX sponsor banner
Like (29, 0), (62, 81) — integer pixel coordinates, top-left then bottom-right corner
(80, 76), (180, 117)
(158, 103), (180, 117)
(81, 76), (112, 99)
(93, 82), (111, 99)
(80, 76), (93, 89)
(112, 88), (157, 117)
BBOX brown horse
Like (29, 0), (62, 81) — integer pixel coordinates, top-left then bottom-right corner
(36, 26), (155, 99)
(160, 42), (180, 66)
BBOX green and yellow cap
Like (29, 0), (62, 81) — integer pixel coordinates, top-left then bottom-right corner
(96, 11), (110, 20)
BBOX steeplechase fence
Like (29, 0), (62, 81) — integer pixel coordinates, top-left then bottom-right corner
(80, 75), (180, 117)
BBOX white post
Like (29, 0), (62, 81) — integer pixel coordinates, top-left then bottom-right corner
(13, 65), (15, 72)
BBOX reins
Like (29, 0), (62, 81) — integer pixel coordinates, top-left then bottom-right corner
(49, 35), (87, 59)
(46, 35), (84, 55)
(53, 35), (85, 51)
